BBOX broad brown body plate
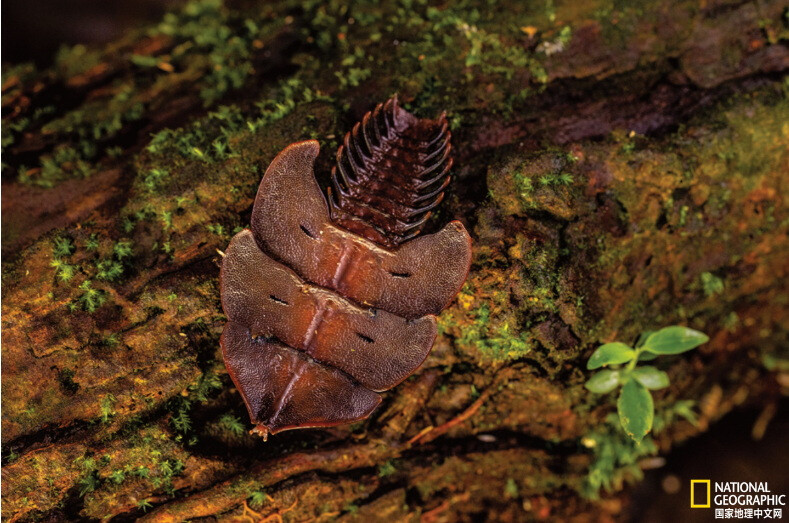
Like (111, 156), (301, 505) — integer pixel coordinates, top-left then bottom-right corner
(220, 99), (471, 437)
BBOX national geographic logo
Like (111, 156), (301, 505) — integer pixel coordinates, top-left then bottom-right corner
(691, 480), (785, 519)
(691, 480), (711, 508)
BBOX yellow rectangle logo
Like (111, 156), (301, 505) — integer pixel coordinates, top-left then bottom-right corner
(691, 479), (711, 508)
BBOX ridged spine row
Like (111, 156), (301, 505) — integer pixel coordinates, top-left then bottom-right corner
(328, 96), (452, 247)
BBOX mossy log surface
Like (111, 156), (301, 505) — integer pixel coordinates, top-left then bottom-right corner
(2, 0), (788, 520)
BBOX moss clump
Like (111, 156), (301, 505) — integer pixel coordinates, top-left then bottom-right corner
(448, 302), (533, 362)
(489, 151), (580, 220)
(166, 358), (224, 445)
(46, 231), (138, 314)
(53, 43), (103, 79)
(149, 0), (285, 105)
(71, 280), (108, 313)
(588, 88), (788, 342)
(297, 0), (570, 120)
(142, 78), (332, 169)
(74, 426), (190, 517)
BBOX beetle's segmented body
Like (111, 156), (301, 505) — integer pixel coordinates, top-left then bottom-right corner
(329, 97), (452, 247)
(220, 97), (472, 439)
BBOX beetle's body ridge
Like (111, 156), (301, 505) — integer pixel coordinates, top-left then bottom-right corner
(220, 98), (471, 438)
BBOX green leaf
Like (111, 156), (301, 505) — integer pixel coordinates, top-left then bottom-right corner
(643, 326), (709, 355)
(587, 342), (635, 370)
(617, 380), (654, 443)
(637, 351), (658, 362)
(632, 366), (670, 389)
(673, 400), (698, 426)
(634, 331), (655, 348)
(585, 370), (620, 393)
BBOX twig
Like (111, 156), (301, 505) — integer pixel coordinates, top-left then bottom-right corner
(409, 395), (485, 445)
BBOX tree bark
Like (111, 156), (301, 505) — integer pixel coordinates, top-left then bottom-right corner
(2, 0), (787, 521)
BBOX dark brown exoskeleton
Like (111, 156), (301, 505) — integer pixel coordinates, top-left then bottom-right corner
(220, 97), (472, 439)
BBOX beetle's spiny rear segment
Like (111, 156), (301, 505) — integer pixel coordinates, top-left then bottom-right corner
(329, 96), (452, 247)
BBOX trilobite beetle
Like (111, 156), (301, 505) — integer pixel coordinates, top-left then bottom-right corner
(220, 97), (472, 439)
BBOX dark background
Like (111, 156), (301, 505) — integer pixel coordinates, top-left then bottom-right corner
(1, 0), (177, 66)
(632, 405), (788, 522)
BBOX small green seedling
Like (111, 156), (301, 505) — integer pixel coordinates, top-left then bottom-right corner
(585, 326), (708, 443)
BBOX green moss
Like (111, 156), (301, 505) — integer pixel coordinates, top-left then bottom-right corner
(100, 395), (118, 424)
(112, 240), (134, 260)
(5, 0), (577, 190)
(52, 236), (76, 258)
(75, 454), (112, 497)
(72, 281), (108, 313)
(512, 170), (534, 201)
(61, 427), (193, 515)
(206, 223), (227, 237)
(96, 260), (124, 281)
(166, 362), (224, 443)
(54, 43), (103, 79)
(504, 477), (520, 498)
(456, 17), (546, 83)
(451, 302), (533, 362)
(44, 228), (144, 318)
(44, 86), (144, 142)
(377, 460), (397, 478)
(6, 0), (297, 188)
(141, 168), (170, 193)
(248, 490), (269, 508)
(85, 234), (100, 251)
(23, 145), (94, 188)
(297, 0), (561, 118)
(218, 414), (246, 437)
(490, 151), (579, 219)
(139, 79), (331, 186)
(17, 82), (147, 187)
(4, 447), (21, 464)
(150, 0), (283, 105)
(78, 471), (102, 497)
(538, 172), (574, 186)
(107, 469), (127, 485)
(700, 272), (724, 297)
(50, 259), (77, 282)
